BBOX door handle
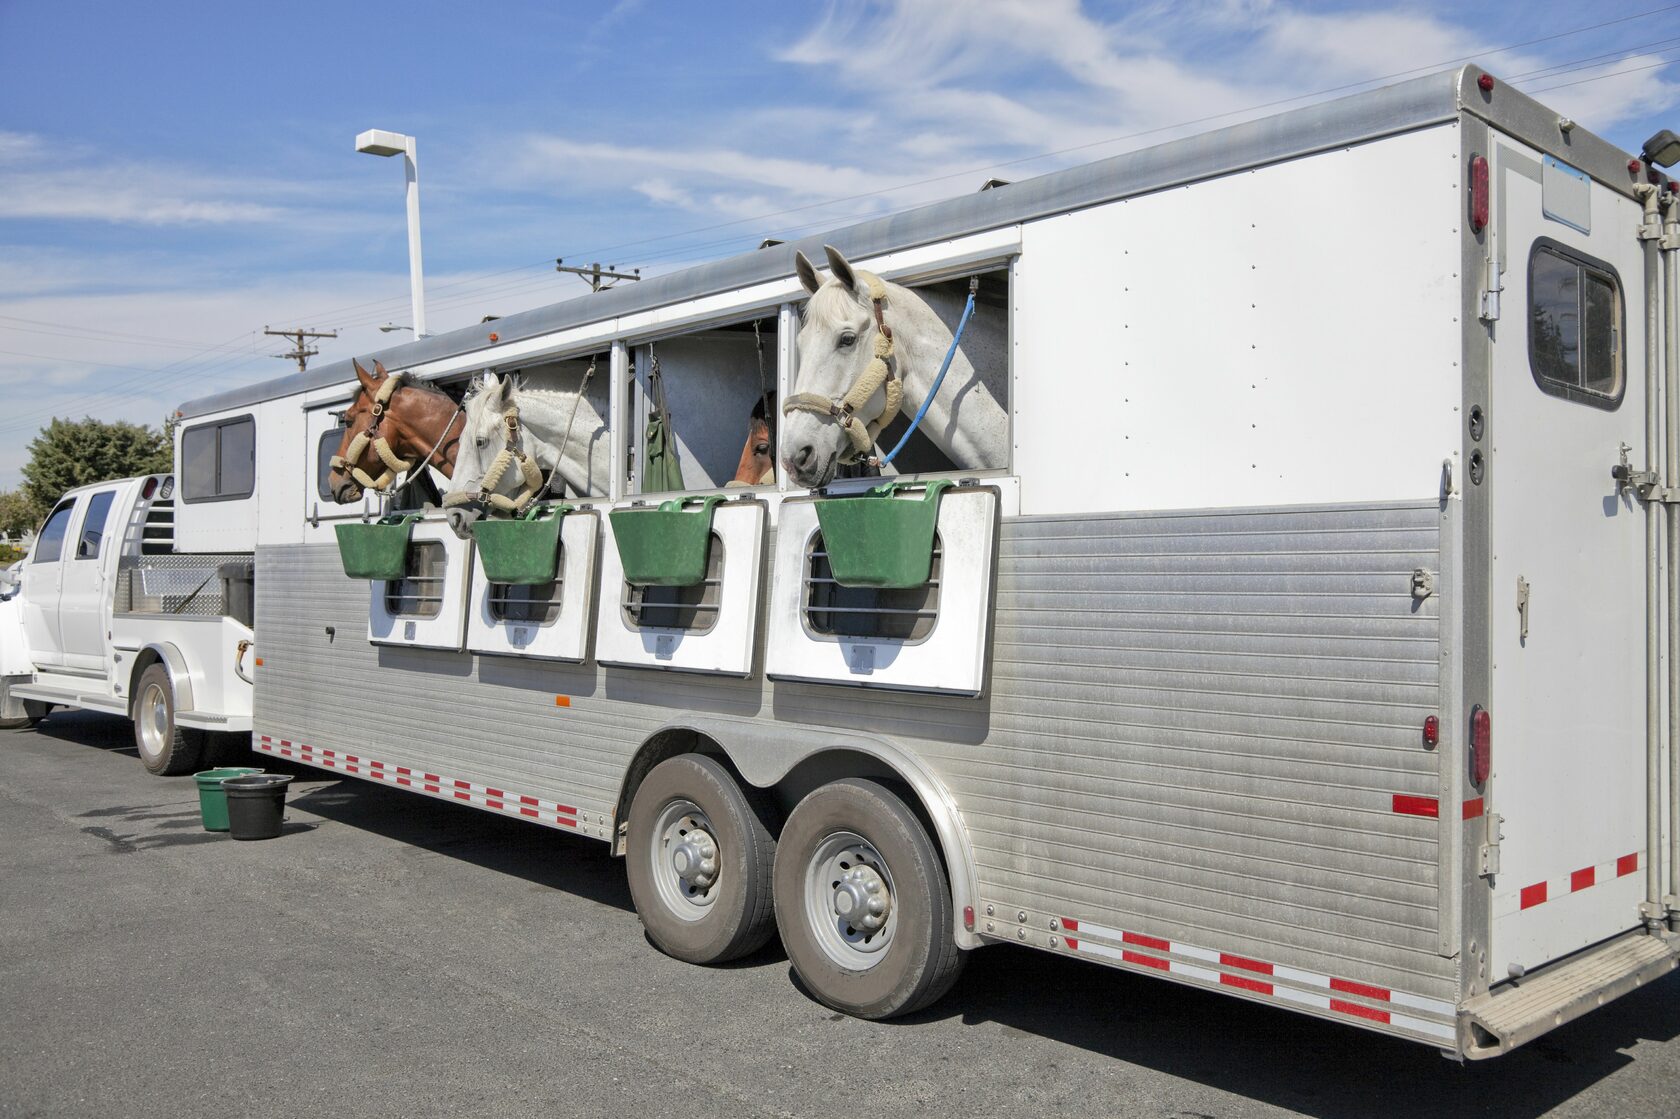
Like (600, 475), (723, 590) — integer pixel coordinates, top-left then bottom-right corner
(1517, 576), (1530, 642)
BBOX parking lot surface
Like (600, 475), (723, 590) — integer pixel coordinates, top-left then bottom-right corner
(3, 712), (1678, 1119)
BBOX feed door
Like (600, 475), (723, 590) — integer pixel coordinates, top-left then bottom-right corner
(1485, 135), (1649, 979)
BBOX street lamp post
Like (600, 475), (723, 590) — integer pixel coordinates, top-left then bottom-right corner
(355, 129), (427, 338)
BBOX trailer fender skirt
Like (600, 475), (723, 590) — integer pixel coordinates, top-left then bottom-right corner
(1461, 930), (1678, 1058)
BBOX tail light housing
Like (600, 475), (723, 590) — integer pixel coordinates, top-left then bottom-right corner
(1469, 154), (1489, 233)
(1470, 705), (1492, 785)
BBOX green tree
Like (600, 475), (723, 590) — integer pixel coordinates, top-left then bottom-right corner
(19, 417), (172, 520)
(0, 489), (36, 537)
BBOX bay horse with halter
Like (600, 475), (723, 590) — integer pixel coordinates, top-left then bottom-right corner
(729, 391), (777, 485)
(327, 359), (467, 503)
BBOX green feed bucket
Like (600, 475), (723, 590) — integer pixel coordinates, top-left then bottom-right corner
(472, 502), (571, 585)
(334, 514), (421, 580)
(610, 495), (724, 586)
(193, 767), (263, 832)
(813, 480), (951, 589)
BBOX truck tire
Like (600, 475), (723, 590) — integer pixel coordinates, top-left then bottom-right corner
(625, 754), (777, 964)
(132, 664), (205, 776)
(773, 779), (965, 1020)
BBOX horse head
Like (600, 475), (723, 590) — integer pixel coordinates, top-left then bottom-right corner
(784, 245), (897, 488)
(730, 391), (776, 486)
(327, 359), (465, 504)
(442, 374), (557, 539)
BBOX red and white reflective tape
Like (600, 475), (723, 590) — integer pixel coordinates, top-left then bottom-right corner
(256, 735), (581, 829)
(1058, 916), (1455, 1043)
(1496, 852), (1641, 918)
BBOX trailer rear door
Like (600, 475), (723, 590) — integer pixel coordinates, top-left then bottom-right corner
(1486, 136), (1648, 979)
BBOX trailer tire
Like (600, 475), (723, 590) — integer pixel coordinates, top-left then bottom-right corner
(625, 754), (777, 964)
(132, 664), (205, 776)
(773, 778), (965, 1020)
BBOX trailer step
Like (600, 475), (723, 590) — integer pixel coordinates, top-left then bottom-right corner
(1462, 930), (1678, 1058)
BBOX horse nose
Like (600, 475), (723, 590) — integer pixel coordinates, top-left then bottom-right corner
(789, 444), (816, 472)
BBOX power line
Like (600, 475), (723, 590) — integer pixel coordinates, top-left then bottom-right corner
(263, 326), (338, 373)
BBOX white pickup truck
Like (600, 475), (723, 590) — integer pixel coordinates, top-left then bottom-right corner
(0, 474), (254, 773)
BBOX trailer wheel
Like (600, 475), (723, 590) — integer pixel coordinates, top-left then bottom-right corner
(774, 779), (964, 1020)
(132, 664), (205, 776)
(625, 754), (777, 964)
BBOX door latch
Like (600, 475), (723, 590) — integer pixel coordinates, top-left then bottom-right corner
(1411, 569), (1435, 600)
(1612, 442), (1666, 499)
(1516, 576), (1530, 641)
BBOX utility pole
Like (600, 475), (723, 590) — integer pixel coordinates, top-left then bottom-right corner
(264, 326), (338, 373)
(555, 258), (641, 292)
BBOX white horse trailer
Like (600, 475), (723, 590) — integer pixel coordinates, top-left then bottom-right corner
(153, 66), (1680, 1057)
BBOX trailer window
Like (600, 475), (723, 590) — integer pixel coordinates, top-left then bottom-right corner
(181, 416), (256, 501)
(1529, 241), (1624, 409)
(316, 427), (346, 501)
(385, 541), (445, 619)
(622, 534), (722, 634)
(33, 500), (75, 563)
(77, 491), (116, 560)
(488, 576), (563, 626)
(805, 532), (940, 642)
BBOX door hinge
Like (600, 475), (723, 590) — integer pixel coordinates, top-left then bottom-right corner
(1516, 576), (1530, 641)
(1479, 812), (1504, 878)
(1479, 259), (1504, 322)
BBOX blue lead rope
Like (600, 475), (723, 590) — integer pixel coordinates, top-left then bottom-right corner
(877, 278), (979, 468)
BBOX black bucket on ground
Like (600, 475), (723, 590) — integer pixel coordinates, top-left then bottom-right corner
(223, 773), (295, 840)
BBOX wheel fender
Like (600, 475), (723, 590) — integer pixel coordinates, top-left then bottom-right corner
(129, 642), (195, 714)
(662, 714), (984, 950)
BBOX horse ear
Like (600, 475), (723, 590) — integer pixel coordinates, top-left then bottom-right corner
(373, 359), (389, 379)
(794, 250), (823, 295)
(352, 358), (377, 394)
(482, 374), (507, 409)
(823, 245), (858, 294)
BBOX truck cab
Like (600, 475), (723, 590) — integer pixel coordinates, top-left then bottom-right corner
(0, 475), (255, 772)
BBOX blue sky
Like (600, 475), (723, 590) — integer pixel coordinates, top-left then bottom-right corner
(2, 0), (1678, 490)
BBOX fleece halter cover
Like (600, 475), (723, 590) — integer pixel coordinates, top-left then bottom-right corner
(330, 374), (413, 492)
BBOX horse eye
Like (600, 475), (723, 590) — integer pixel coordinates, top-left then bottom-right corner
(754, 442), (770, 455)
(475, 437), (487, 449)
(838, 331), (856, 348)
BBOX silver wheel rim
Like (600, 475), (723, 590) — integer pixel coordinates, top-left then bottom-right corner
(804, 831), (896, 969)
(649, 799), (720, 921)
(137, 682), (168, 762)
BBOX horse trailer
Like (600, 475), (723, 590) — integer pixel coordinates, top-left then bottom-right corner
(10, 64), (1680, 1059)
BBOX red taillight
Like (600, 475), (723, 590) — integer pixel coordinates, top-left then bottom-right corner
(1471, 705), (1492, 785)
(140, 477), (158, 499)
(1477, 74), (1495, 93)
(1469, 155), (1489, 233)
(1423, 715), (1439, 747)
(1629, 159), (1643, 174)
(963, 905), (975, 931)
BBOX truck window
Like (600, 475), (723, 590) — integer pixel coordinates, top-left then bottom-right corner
(316, 427), (347, 501)
(77, 491), (116, 560)
(181, 415), (256, 501)
(1529, 240), (1623, 409)
(33, 500), (75, 563)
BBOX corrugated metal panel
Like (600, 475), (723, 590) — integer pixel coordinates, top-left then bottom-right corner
(254, 499), (1451, 1005)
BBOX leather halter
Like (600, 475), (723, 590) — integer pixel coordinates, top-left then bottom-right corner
(441, 405), (544, 516)
(781, 271), (905, 463)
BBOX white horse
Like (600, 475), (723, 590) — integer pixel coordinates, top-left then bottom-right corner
(782, 245), (1009, 489)
(442, 363), (610, 539)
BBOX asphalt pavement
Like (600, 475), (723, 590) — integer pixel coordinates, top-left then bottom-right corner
(3, 711), (1678, 1119)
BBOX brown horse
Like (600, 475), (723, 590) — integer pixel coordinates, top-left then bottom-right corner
(327, 359), (466, 503)
(730, 392), (776, 485)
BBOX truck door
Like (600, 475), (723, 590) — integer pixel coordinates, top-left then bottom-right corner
(1486, 137), (1648, 979)
(58, 486), (119, 671)
(19, 496), (78, 670)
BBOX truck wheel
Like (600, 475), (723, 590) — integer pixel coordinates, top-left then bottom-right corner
(773, 779), (965, 1020)
(132, 664), (205, 776)
(625, 754), (777, 964)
